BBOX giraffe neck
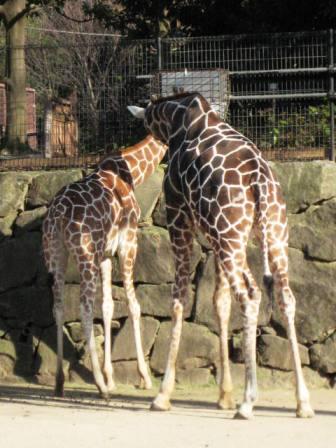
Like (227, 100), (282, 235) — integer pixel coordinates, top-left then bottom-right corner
(99, 135), (167, 188)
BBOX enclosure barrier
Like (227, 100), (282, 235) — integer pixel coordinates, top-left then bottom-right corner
(0, 29), (335, 170)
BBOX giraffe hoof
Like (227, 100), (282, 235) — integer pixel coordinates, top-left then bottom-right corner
(139, 376), (152, 390)
(54, 388), (64, 398)
(150, 395), (171, 412)
(233, 404), (253, 420)
(99, 390), (110, 402)
(296, 403), (314, 418)
(107, 382), (117, 393)
(217, 393), (236, 410)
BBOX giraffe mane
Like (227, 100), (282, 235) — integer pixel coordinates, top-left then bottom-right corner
(150, 91), (205, 105)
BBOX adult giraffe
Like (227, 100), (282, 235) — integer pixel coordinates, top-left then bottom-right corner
(128, 92), (314, 419)
(42, 135), (166, 399)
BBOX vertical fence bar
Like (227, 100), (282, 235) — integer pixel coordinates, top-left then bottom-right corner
(328, 29), (335, 161)
(157, 36), (162, 71)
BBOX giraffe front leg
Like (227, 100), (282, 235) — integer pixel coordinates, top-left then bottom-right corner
(213, 261), (235, 410)
(279, 287), (314, 418)
(100, 258), (116, 393)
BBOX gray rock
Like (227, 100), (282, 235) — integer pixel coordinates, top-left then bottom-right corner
(258, 334), (309, 371)
(133, 226), (202, 284)
(0, 338), (16, 378)
(112, 316), (160, 361)
(62, 284), (129, 322)
(0, 232), (45, 293)
(176, 368), (211, 385)
(27, 170), (83, 207)
(0, 172), (32, 217)
(150, 321), (219, 374)
(271, 161), (336, 213)
(15, 206), (48, 234)
(256, 365), (329, 390)
(113, 360), (150, 385)
(195, 249), (271, 334)
(152, 193), (167, 227)
(134, 165), (164, 222)
(272, 248), (336, 344)
(289, 198), (336, 261)
(33, 325), (76, 380)
(136, 283), (195, 318)
(310, 332), (336, 374)
(0, 328), (42, 379)
(0, 211), (17, 240)
(0, 285), (53, 328)
(66, 322), (106, 344)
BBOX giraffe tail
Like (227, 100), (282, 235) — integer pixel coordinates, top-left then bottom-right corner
(47, 272), (55, 288)
(252, 177), (275, 314)
(263, 274), (275, 314)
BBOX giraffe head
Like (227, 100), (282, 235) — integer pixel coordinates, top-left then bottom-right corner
(128, 92), (211, 144)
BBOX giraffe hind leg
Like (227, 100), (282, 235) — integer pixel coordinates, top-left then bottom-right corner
(213, 258), (236, 410)
(100, 257), (116, 392)
(118, 231), (152, 390)
(47, 253), (68, 397)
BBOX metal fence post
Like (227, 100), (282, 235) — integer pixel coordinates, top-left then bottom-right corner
(328, 29), (335, 161)
(157, 36), (162, 71)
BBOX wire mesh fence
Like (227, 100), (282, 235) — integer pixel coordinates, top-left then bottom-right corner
(0, 29), (335, 170)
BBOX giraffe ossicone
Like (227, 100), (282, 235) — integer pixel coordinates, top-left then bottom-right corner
(128, 92), (314, 419)
(42, 135), (167, 398)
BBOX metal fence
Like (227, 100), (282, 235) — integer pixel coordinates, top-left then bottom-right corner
(0, 29), (335, 170)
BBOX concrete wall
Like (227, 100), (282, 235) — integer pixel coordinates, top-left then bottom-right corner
(0, 161), (336, 389)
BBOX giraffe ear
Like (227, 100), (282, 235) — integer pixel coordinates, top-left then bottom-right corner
(127, 105), (145, 120)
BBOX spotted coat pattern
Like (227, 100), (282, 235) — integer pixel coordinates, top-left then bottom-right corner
(42, 135), (166, 398)
(131, 92), (314, 419)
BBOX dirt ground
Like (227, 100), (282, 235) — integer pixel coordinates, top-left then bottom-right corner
(1, 381), (336, 448)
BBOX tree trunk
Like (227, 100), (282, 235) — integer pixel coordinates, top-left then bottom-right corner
(1, 0), (27, 152)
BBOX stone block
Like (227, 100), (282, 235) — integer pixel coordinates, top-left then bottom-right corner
(258, 334), (309, 371)
(271, 161), (336, 213)
(310, 332), (336, 374)
(27, 170), (83, 207)
(136, 283), (195, 318)
(289, 198), (336, 261)
(112, 316), (160, 361)
(272, 248), (336, 343)
(33, 325), (76, 380)
(0, 212), (17, 240)
(0, 285), (53, 328)
(133, 226), (202, 284)
(0, 232), (45, 293)
(134, 165), (165, 222)
(176, 368), (211, 385)
(0, 172), (32, 217)
(195, 249), (271, 334)
(150, 322), (219, 374)
(14, 206), (48, 234)
(113, 360), (150, 386)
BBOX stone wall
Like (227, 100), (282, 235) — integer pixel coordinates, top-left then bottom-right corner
(0, 161), (336, 389)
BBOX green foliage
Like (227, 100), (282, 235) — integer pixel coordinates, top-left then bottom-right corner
(263, 102), (331, 149)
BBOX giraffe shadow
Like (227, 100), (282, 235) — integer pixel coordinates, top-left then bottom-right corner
(0, 384), (335, 418)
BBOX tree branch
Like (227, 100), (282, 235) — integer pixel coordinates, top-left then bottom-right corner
(55, 8), (93, 24)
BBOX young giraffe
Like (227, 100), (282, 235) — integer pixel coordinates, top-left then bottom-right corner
(42, 135), (167, 399)
(128, 92), (314, 419)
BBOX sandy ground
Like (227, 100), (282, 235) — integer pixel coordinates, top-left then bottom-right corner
(1, 381), (336, 448)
